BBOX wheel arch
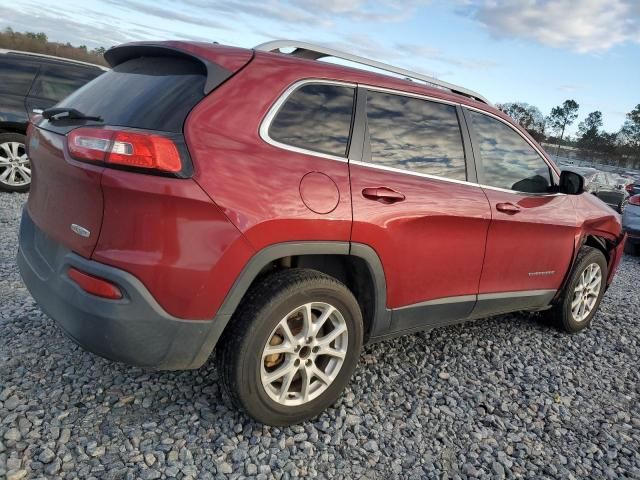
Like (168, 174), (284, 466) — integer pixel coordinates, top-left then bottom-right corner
(553, 232), (617, 304)
(214, 242), (390, 345)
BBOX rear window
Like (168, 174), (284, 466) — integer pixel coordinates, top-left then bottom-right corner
(30, 64), (102, 102)
(268, 83), (355, 157)
(0, 57), (39, 96)
(57, 57), (206, 133)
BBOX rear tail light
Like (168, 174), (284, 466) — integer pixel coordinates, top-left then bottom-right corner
(629, 195), (640, 206)
(67, 127), (182, 173)
(626, 184), (634, 193)
(67, 267), (122, 300)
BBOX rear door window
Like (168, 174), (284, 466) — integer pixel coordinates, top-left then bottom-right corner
(268, 83), (355, 157)
(0, 57), (39, 96)
(364, 90), (467, 181)
(468, 110), (552, 193)
(30, 64), (102, 102)
(56, 57), (206, 133)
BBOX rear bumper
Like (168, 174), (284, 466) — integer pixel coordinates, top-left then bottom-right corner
(17, 209), (227, 370)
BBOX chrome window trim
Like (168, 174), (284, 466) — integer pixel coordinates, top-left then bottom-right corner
(363, 85), (459, 107)
(479, 184), (565, 197)
(259, 79), (357, 163)
(350, 160), (480, 188)
(259, 79), (566, 196)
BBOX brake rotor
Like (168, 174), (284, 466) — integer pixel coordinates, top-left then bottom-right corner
(264, 312), (305, 369)
(264, 334), (284, 368)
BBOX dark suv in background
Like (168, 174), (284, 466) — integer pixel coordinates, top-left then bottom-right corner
(0, 49), (106, 191)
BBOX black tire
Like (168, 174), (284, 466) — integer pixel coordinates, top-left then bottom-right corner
(0, 132), (30, 192)
(544, 246), (608, 333)
(618, 199), (627, 214)
(217, 269), (363, 426)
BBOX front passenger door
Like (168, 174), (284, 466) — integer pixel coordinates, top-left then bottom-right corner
(464, 108), (577, 316)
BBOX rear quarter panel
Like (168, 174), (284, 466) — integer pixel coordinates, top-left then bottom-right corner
(93, 170), (255, 320)
(185, 55), (356, 249)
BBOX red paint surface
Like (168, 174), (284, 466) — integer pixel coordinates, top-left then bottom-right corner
(479, 190), (578, 293)
(92, 169), (255, 319)
(25, 41), (625, 321)
(26, 127), (104, 258)
(299, 172), (340, 214)
(349, 165), (491, 307)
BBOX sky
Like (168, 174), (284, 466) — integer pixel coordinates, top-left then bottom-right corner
(2, 0), (639, 135)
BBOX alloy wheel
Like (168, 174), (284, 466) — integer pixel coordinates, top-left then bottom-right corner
(570, 263), (602, 323)
(260, 302), (348, 406)
(0, 141), (31, 187)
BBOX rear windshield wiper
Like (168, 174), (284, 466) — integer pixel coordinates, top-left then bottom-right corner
(42, 108), (103, 122)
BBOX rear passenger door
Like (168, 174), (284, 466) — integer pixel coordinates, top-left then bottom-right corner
(349, 88), (492, 334)
(463, 108), (576, 315)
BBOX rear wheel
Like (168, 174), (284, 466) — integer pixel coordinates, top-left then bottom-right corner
(217, 269), (363, 425)
(544, 246), (607, 333)
(0, 133), (31, 192)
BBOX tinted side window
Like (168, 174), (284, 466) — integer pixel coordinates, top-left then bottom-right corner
(269, 84), (355, 157)
(469, 111), (551, 193)
(0, 57), (39, 95)
(31, 64), (102, 102)
(365, 91), (466, 181)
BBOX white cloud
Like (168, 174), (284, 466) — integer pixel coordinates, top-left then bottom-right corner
(463, 0), (640, 53)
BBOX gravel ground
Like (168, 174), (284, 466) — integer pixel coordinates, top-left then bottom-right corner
(1, 190), (639, 480)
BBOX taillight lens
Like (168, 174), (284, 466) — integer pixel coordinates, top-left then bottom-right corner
(629, 195), (640, 206)
(67, 127), (182, 173)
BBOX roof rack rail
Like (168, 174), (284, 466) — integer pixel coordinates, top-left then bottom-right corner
(0, 49), (109, 71)
(254, 40), (490, 105)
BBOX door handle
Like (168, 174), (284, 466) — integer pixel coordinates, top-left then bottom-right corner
(496, 202), (520, 214)
(362, 187), (406, 204)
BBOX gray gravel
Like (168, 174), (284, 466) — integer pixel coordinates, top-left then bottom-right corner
(1, 189), (639, 479)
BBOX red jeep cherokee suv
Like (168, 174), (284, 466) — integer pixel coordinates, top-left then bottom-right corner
(18, 40), (625, 425)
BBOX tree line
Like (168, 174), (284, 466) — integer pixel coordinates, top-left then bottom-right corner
(497, 100), (640, 169)
(2, 28), (638, 168)
(0, 28), (108, 66)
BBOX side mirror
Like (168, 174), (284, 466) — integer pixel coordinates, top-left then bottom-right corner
(559, 170), (584, 195)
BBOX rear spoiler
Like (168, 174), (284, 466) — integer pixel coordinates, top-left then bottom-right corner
(104, 42), (251, 95)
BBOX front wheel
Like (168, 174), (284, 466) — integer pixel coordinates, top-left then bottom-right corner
(0, 133), (31, 192)
(217, 269), (363, 425)
(544, 246), (607, 333)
